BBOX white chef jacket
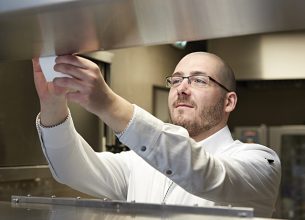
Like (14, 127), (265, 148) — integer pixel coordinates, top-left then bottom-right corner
(36, 105), (281, 217)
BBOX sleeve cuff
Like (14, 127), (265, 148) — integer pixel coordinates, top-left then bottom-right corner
(36, 111), (70, 129)
(117, 105), (164, 155)
(36, 109), (76, 149)
(115, 104), (137, 138)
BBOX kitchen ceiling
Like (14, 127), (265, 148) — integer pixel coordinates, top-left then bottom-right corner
(1, 0), (305, 61)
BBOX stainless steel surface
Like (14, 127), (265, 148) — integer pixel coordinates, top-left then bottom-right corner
(1, 201), (258, 220)
(0, 196), (284, 220)
(1, 0), (305, 61)
(10, 195), (254, 218)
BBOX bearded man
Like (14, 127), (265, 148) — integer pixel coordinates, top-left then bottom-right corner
(33, 52), (281, 217)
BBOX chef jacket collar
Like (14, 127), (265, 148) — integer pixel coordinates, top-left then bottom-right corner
(197, 126), (234, 154)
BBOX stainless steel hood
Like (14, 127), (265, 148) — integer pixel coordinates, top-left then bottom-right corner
(1, 0), (305, 61)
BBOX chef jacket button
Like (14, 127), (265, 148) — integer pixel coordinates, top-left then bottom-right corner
(140, 146), (147, 152)
(165, 169), (173, 176)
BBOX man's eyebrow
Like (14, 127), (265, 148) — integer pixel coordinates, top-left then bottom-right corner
(172, 71), (183, 76)
(172, 71), (208, 76)
(190, 71), (208, 76)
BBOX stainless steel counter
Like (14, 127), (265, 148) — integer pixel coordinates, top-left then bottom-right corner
(0, 195), (267, 220)
(0, 196), (283, 220)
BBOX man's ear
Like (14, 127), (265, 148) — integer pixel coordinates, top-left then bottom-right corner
(224, 92), (237, 113)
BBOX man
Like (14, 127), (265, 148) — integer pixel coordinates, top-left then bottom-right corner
(33, 52), (281, 217)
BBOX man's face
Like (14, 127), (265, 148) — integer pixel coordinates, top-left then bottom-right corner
(168, 54), (226, 137)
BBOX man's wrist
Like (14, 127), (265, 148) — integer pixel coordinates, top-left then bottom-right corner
(115, 104), (136, 138)
(38, 113), (70, 128)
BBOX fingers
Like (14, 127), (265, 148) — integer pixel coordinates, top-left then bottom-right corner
(50, 55), (107, 115)
(54, 55), (101, 80)
(55, 55), (94, 70)
(32, 58), (46, 83)
(51, 55), (101, 94)
(32, 58), (43, 73)
(32, 57), (48, 82)
(32, 58), (48, 96)
(53, 77), (87, 93)
(54, 63), (91, 80)
(57, 78), (96, 111)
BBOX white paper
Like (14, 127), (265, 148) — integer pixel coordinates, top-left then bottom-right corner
(39, 56), (72, 82)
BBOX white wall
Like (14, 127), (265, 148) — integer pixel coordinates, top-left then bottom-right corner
(109, 44), (187, 113)
(208, 31), (305, 80)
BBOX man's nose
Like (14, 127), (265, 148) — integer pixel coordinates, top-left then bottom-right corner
(177, 78), (191, 95)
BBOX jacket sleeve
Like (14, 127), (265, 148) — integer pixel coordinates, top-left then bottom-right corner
(118, 105), (281, 203)
(36, 113), (130, 200)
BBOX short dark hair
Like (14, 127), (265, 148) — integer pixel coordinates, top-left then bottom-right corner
(219, 60), (236, 92)
(205, 52), (236, 92)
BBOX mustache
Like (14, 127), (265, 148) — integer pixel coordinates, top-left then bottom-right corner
(173, 97), (197, 108)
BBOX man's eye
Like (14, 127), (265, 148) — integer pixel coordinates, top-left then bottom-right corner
(171, 78), (181, 85)
(193, 77), (207, 84)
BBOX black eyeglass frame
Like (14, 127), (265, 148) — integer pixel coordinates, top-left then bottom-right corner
(165, 75), (231, 92)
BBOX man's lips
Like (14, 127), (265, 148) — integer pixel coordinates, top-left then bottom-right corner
(175, 103), (194, 108)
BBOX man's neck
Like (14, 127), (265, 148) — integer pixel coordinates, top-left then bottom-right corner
(192, 123), (227, 142)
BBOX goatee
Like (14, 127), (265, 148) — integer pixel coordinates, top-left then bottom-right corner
(169, 96), (225, 137)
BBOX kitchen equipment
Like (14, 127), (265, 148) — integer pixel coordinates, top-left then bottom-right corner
(234, 125), (305, 219)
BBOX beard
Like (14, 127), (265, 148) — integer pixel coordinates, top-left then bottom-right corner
(169, 95), (225, 137)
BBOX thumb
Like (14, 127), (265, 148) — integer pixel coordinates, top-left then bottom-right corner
(32, 58), (48, 97)
(32, 58), (46, 82)
(32, 58), (43, 73)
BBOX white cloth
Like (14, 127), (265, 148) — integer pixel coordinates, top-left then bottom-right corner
(36, 105), (281, 217)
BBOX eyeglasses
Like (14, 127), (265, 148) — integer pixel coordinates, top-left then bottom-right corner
(166, 75), (230, 92)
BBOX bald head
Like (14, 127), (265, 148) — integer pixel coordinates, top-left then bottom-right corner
(177, 52), (236, 92)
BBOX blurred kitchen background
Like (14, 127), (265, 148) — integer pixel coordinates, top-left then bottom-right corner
(1, 1), (305, 219)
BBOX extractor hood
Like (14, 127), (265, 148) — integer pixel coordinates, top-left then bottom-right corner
(1, 0), (305, 61)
